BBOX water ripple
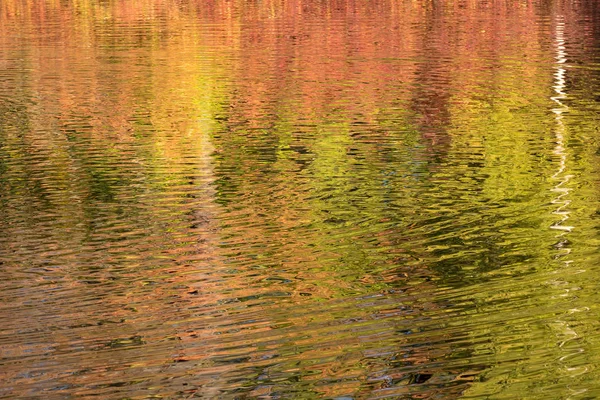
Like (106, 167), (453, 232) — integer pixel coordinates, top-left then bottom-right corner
(2, 1), (600, 399)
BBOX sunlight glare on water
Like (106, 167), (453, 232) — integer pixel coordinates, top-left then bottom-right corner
(1, 0), (600, 399)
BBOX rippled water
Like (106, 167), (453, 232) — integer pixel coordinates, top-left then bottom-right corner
(2, 1), (600, 398)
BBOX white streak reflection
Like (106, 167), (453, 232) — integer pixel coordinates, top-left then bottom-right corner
(549, 16), (588, 397)
(550, 18), (574, 239)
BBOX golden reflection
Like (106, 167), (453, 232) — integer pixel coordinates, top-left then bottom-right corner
(2, 0), (600, 399)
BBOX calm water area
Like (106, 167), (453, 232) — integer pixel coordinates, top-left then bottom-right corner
(1, 0), (600, 398)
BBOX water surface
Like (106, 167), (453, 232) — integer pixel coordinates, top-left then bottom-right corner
(2, 0), (600, 398)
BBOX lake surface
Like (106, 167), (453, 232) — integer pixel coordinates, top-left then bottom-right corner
(1, 0), (600, 398)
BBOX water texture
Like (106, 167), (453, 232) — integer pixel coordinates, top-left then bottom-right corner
(1, 0), (600, 398)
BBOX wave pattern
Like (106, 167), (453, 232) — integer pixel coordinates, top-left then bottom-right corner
(1, 1), (600, 399)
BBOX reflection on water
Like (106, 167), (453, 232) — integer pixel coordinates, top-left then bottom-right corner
(1, 0), (600, 398)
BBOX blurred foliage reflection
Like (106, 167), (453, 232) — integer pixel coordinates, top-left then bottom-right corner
(1, 0), (600, 398)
